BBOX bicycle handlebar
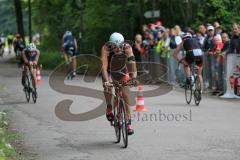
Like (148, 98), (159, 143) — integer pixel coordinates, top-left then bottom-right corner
(110, 78), (138, 88)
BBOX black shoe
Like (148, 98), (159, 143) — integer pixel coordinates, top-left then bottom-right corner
(106, 104), (114, 122)
(127, 124), (134, 135)
(218, 92), (224, 97)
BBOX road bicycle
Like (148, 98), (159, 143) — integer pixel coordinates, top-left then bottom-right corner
(110, 79), (137, 148)
(23, 62), (38, 103)
(179, 61), (202, 106)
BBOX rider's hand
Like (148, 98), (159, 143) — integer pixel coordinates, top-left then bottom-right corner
(32, 61), (37, 65)
(24, 61), (29, 65)
(104, 81), (113, 87)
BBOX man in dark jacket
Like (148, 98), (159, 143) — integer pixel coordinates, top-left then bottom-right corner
(229, 23), (240, 54)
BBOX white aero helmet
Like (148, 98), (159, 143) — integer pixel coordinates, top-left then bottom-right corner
(65, 31), (72, 36)
(28, 43), (36, 51)
(109, 32), (124, 46)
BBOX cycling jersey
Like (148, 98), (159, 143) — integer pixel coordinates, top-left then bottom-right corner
(108, 51), (128, 80)
(63, 34), (76, 56)
(183, 38), (203, 67)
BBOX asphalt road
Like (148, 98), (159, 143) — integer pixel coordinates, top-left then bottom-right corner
(0, 54), (240, 160)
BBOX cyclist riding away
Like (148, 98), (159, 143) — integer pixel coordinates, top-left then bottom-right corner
(62, 31), (78, 78)
(101, 32), (137, 135)
(13, 33), (25, 59)
(174, 32), (204, 93)
(21, 43), (40, 91)
(7, 34), (14, 54)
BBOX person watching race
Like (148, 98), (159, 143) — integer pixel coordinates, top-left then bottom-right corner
(174, 32), (204, 93)
(62, 31), (78, 78)
(21, 43), (40, 91)
(101, 32), (137, 135)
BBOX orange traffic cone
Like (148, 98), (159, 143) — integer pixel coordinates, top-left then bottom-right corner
(134, 85), (148, 112)
(36, 67), (42, 85)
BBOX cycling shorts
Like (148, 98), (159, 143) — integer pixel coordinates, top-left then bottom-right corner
(185, 50), (203, 68)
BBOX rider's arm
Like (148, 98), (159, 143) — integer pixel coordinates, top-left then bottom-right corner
(35, 50), (41, 63)
(74, 38), (77, 50)
(101, 46), (109, 82)
(173, 42), (183, 63)
(125, 45), (137, 78)
(22, 51), (28, 64)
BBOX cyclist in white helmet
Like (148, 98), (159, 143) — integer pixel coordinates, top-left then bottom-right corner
(21, 43), (40, 90)
(101, 32), (137, 135)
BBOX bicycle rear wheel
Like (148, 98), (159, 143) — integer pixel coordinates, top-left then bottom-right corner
(30, 74), (37, 103)
(185, 83), (192, 104)
(113, 97), (121, 143)
(194, 77), (201, 106)
(24, 75), (31, 102)
(120, 99), (128, 148)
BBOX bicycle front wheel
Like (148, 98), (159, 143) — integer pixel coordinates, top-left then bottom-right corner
(120, 99), (128, 148)
(24, 75), (31, 102)
(30, 74), (37, 103)
(113, 97), (121, 143)
(185, 84), (192, 104)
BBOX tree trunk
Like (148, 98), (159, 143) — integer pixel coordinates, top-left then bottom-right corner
(28, 0), (32, 43)
(14, 0), (25, 44)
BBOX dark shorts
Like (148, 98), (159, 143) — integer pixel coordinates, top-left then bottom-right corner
(64, 46), (76, 57)
(185, 51), (203, 68)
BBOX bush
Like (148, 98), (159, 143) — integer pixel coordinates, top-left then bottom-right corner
(39, 50), (64, 70)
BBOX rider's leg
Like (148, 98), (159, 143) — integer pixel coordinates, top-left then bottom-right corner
(122, 86), (134, 135)
(102, 76), (113, 121)
(21, 65), (27, 88)
(72, 56), (77, 76)
(122, 86), (131, 119)
(198, 66), (204, 92)
(63, 52), (69, 64)
(183, 60), (191, 84)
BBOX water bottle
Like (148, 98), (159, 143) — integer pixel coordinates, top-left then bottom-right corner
(191, 75), (195, 84)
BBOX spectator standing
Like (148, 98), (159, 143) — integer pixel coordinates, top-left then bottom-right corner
(221, 32), (230, 93)
(133, 34), (144, 62)
(203, 25), (216, 89)
(221, 32), (230, 53)
(214, 22), (222, 35)
(212, 34), (224, 95)
(197, 25), (207, 47)
(168, 28), (182, 84)
(229, 23), (240, 54)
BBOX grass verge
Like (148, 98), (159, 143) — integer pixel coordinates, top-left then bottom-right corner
(0, 111), (22, 160)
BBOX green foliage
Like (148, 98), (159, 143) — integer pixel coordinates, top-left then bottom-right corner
(0, 112), (19, 159)
(39, 50), (64, 70)
(30, 0), (240, 55)
(194, 0), (240, 31)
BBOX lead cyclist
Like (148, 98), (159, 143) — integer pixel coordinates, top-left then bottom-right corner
(101, 32), (137, 135)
